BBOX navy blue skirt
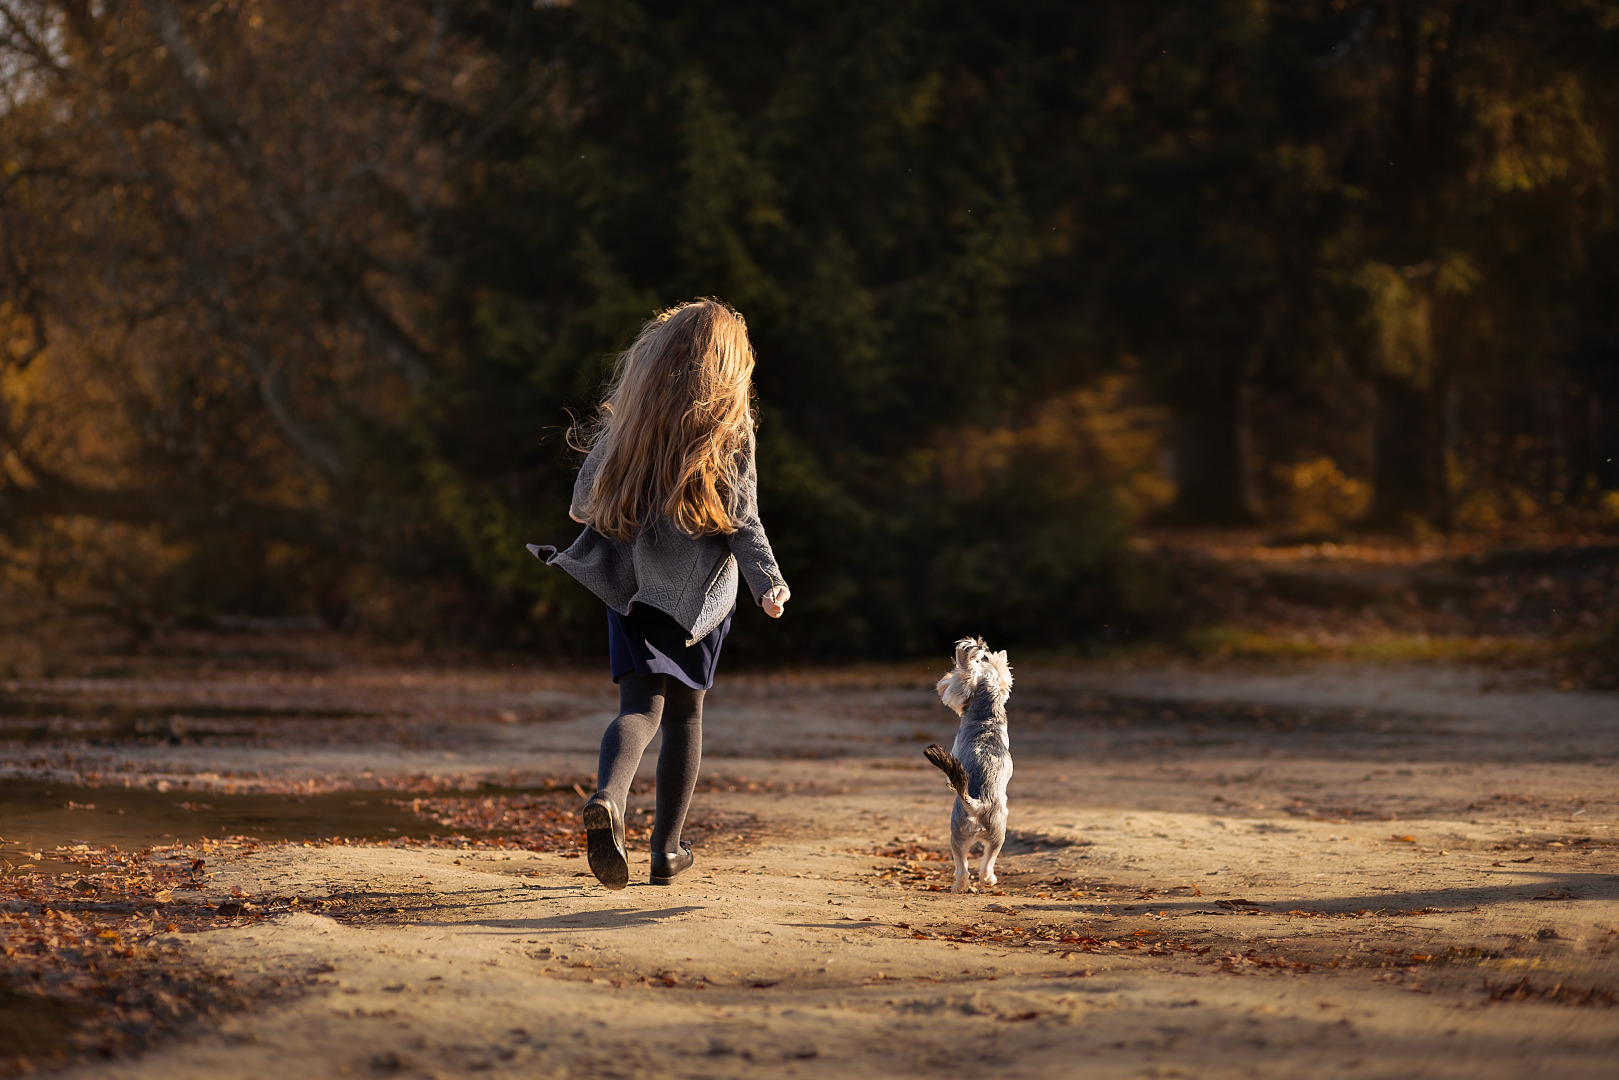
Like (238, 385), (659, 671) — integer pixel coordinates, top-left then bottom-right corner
(607, 602), (734, 691)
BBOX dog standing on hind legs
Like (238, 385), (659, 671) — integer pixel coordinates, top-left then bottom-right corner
(924, 637), (1014, 893)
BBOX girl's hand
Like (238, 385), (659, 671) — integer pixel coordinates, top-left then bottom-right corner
(762, 585), (790, 618)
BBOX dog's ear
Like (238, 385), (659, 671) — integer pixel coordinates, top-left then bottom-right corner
(953, 637), (977, 669)
(937, 670), (970, 715)
(984, 650), (1014, 698)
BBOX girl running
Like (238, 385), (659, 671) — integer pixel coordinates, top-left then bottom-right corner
(529, 299), (790, 889)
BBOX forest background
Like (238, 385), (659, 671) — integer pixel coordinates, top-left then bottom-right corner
(0, 0), (1616, 664)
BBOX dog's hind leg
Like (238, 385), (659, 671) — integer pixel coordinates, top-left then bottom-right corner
(949, 803), (973, 893)
(978, 812), (1007, 888)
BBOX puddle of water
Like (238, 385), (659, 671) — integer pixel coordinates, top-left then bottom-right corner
(0, 781), (455, 875)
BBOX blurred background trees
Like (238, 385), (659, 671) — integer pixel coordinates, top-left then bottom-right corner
(0, 0), (1615, 660)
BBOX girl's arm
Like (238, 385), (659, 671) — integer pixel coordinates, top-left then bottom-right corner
(568, 443), (604, 525)
(727, 433), (790, 614)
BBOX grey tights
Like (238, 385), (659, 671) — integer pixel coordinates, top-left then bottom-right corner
(596, 673), (704, 853)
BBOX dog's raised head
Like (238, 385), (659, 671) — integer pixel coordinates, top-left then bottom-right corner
(936, 636), (1014, 716)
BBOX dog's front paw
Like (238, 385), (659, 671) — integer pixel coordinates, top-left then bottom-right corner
(951, 879), (970, 894)
(981, 872), (997, 887)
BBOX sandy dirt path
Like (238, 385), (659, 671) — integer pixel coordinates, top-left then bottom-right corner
(6, 659), (1618, 1078)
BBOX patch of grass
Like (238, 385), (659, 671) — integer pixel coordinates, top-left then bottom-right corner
(1551, 626), (1619, 690)
(1179, 626), (1552, 664)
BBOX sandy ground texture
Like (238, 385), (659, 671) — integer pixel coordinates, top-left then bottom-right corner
(4, 657), (1619, 1079)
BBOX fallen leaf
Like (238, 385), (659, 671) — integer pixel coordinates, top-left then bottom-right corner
(1389, 835), (1416, 843)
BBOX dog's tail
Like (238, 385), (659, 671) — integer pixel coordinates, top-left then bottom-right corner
(924, 744), (975, 804)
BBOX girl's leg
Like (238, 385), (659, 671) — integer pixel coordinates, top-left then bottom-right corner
(596, 673), (667, 812)
(650, 682), (704, 852)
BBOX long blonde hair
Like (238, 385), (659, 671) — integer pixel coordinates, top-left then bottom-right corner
(575, 299), (756, 541)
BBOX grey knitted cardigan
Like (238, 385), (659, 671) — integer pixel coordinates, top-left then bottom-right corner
(526, 433), (788, 646)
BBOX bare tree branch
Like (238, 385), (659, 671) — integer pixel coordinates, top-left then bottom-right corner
(140, 0), (434, 389)
(216, 313), (353, 483)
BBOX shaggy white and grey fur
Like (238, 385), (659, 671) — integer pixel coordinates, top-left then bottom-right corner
(924, 637), (1014, 893)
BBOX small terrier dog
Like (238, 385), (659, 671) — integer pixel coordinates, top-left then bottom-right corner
(924, 637), (1013, 893)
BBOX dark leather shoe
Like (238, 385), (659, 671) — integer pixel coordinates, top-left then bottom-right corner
(581, 792), (628, 890)
(649, 842), (694, 885)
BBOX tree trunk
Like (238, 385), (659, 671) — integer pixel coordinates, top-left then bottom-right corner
(1364, 374), (1449, 530)
(1162, 358), (1258, 526)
